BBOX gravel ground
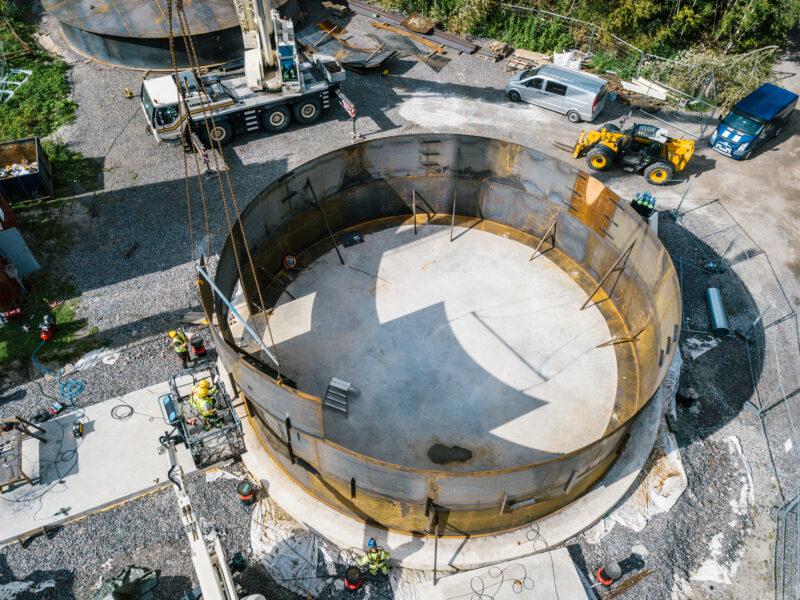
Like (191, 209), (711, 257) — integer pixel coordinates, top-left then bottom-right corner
(1, 3), (798, 599)
(0, 464), (281, 599)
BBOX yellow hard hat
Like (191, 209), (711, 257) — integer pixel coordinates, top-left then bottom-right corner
(197, 380), (210, 389)
(195, 388), (208, 399)
(168, 330), (177, 338)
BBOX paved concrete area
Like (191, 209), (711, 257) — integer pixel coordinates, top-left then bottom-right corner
(0, 378), (196, 544)
(265, 225), (619, 470)
(414, 548), (589, 599)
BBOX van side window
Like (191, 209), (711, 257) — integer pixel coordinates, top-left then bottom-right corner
(526, 78), (543, 89)
(545, 81), (568, 96)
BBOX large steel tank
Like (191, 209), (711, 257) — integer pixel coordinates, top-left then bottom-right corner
(201, 134), (682, 536)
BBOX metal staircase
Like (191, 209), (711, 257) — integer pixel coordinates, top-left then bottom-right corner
(323, 378), (359, 417)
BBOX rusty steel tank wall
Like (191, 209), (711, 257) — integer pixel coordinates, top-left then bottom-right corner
(42, 0), (297, 70)
(207, 134), (681, 535)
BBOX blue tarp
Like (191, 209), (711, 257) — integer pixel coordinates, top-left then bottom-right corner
(736, 83), (798, 121)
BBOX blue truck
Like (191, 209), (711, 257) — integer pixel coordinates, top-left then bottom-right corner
(709, 83), (798, 160)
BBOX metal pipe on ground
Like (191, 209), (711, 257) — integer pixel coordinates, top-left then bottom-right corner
(705, 287), (730, 336)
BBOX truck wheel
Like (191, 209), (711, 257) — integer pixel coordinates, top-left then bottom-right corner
(586, 146), (614, 171)
(644, 162), (674, 185)
(262, 106), (291, 132)
(566, 110), (581, 123)
(507, 90), (521, 102)
(293, 100), (322, 124)
(204, 120), (234, 146)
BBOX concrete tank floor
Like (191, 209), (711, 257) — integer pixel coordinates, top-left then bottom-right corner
(260, 224), (626, 471)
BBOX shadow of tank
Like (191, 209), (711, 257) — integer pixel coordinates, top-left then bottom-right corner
(200, 133), (683, 535)
(42, 0), (297, 70)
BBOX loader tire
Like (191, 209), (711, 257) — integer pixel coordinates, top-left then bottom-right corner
(586, 145), (614, 171)
(644, 162), (674, 185)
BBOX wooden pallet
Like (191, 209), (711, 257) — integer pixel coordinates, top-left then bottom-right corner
(504, 56), (535, 72)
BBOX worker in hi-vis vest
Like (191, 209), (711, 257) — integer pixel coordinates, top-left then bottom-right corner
(357, 538), (390, 576)
(168, 329), (189, 368)
(191, 380), (222, 430)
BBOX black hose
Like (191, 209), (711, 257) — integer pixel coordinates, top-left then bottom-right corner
(167, 464), (182, 491)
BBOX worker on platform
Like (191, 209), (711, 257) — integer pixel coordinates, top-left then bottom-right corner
(168, 330), (189, 369)
(193, 379), (217, 401)
(191, 381), (222, 430)
(357, 538), (390, 576)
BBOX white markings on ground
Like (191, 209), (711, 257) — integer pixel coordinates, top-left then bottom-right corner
(397, 93), (549, 132)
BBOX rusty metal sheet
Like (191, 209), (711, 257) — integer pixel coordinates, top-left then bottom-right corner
(297, 23), (394, 70)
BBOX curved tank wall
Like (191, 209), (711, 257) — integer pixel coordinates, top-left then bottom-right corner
(43, 0), (297, 70)
(202, 134), (682, 535)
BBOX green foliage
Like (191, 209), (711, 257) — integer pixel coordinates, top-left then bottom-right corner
(0, 1), (77, 142)
(41, 139), (102, 197)
(587, 50), (639, 79)
(372, 0), (799, 56)
(0, 207), (103, 365)
(639, 47), (777, 109)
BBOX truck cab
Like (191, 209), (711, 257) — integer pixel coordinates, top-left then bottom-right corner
(709, 83), (798, 160)
(141, 75), (185, 144)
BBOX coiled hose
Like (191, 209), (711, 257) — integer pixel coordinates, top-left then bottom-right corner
(31, 339), (86, 406)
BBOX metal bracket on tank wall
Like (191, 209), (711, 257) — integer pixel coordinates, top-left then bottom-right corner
(596, 326), (645, 348)
(411, 188), (436, 235)
(305, 178), (345, 266)
(580, 241), (636, 311)
(450, 191), (457, 242)
(529, 219), (557, 261)
(500, 492), (537, 514)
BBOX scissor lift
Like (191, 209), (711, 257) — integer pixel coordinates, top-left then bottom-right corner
(160, 364), (244, 467)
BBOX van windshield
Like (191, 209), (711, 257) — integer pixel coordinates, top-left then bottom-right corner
(723, 110), (764, 136)
(519, 68), (540, 79)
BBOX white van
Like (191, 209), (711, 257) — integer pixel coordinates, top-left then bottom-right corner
(505, 64), (608, 123)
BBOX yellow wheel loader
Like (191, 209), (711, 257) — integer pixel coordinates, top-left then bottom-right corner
(572, 123), (695, 185)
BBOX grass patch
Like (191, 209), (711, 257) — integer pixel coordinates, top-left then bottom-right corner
(0, 1), (77, 142)
(0, 207), (104, 369)
(586, 50), (639, 80)
(0, 278), (104, 367)
(41, 139), (103, 197)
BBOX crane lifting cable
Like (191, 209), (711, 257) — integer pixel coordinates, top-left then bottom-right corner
(164, 0), (281, 372)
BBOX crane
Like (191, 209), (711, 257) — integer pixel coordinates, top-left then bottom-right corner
(140, 0), (346, 146)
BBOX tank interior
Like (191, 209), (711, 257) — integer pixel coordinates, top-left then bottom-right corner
(205, 134), (681, 534)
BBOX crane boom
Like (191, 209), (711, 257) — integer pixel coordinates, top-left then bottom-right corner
(166, 444), (240, 600)
(234, 0), (283, 91)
